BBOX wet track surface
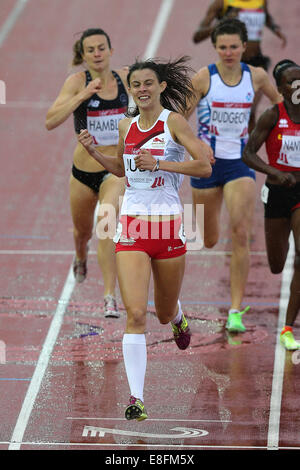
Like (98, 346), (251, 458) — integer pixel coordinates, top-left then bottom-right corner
(1, 0), (300, 453)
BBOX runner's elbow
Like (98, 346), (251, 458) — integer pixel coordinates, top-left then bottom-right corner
(203, 167), (212, 178)
(45, 120), (53, 131)
(197, 163), (212, 178)
(242, 148), (250, 165)
(45, 116), (57, 131)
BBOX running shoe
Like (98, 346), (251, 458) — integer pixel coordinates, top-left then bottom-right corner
(73, 258), (87, 283)
(73, 243), (89, 283)
(125, 396), (148, 421)
(104, 295), (120, 318)
(280, 331), (300, 350)
(226, 306), (250, 333)
(171, 314), (191, 350)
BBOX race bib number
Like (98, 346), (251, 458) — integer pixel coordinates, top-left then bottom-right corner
(124, 154), (165, 189)
(87, 108), (126, 146)
(124, 143), (166, 189)
(238, 9), (266, 41)
(210, 102), (251, 138)
(277, 131), (300, 168)
(260, 184), (269, 204)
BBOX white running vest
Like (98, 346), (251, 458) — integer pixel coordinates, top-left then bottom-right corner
(223, 0), (266, 42)
(121, 109), (185, 215)
(197, 63), (255, 160)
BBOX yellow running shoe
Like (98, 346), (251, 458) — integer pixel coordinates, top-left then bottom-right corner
(125, 396), (148, 421)
(171, 314), (191, 350)
(226, 306), (250, 333)
(280, 331), (300, 350)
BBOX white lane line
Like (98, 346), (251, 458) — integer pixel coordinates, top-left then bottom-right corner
(0, 249), (268, 256)
(7, 0), (175, 451)
(143, 0), (175, 59)
(0, 250), (76, 255)
(8, 265), (75, 450)
(267, 234), (294, 450)
(3, 100), (52, 109)
(2, 441), (300, 450)
(127, 0), (175, 110)
(0, 0), (29, 47)
(66, 417), (231, 423)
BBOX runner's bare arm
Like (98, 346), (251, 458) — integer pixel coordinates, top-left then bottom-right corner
(45, 73), (102, 130)
(251, 66), (282, 105)
(243, 106), (295, 187)
(185, 67), (209, 119)
(77, 119), (128, 177)
(135, 113), (213, 178)
(265, 0), (287, 47)
(192, 0), (223, 43)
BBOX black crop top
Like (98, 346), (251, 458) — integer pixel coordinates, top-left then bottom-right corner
(73, 70), (128, 146)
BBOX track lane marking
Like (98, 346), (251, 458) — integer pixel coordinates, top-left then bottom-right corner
(0, 249), (268, 256)
(7, 0), (176, 451)
(0, 0), (29, 48)
(267, 235), (294, 449)
(2, 441), (300, 450)
(8, 265), (75, 450)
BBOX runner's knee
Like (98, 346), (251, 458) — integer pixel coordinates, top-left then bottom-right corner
(231, 224), (249, 247)
(268, 255), (285, 274)
(204, 237), (218, 249)
(156, 307), (176, 325)
(73, 226), (92, 243)
(126, 307), (147, 330)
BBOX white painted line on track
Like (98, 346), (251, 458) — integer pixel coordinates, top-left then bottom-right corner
(3, 100), (52, 108)
(2, 441), (300, 450)
(0, 0), (29, 48)
(66, 417), (231, 423)
(0, 249), (268, 256)
(0, 250), (76, 255)
(143, 0), (175, 59)
(267, 234), (294, 450)
(126, 0), (175, 111)
(7, 0), (176, 451)
(8, 265), (76, 450)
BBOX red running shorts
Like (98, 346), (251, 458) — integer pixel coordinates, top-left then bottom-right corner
(114, 215), (187, 259)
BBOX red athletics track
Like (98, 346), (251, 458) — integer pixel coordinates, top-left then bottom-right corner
(0, 0), (300, 453)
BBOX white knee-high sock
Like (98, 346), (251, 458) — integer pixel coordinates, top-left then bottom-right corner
(171, 300), (183, 325)
(122, 334), (147, 402)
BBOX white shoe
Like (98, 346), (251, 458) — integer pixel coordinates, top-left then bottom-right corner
(104, 295), (120, 318)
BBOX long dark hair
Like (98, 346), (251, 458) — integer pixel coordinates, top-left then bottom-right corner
(126, 56), (195, 117)
(72, 28), (112, 66)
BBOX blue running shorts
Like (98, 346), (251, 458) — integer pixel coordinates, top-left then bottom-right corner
(190, 157), (256, 189)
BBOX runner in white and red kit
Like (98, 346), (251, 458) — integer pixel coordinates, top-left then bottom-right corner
(78, 56), (214, 421)
(186, 18), (281, 334)
(243, 59), (300, 350)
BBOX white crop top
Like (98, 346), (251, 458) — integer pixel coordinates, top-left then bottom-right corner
(121, 109), (185, 215)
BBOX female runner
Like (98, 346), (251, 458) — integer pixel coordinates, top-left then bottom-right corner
(78, 56), (213, 420)
(192, 0), (287, 131)
(186, 18), (281, 334)
(243, 59), (300, 350)
(46, 28), (129, 317)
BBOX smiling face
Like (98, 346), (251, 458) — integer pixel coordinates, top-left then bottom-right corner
(279, 67), (300, 104)
(128, 68), (166, 111)
(215, 33), (246, 68)
(81, 34), (112, 72)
